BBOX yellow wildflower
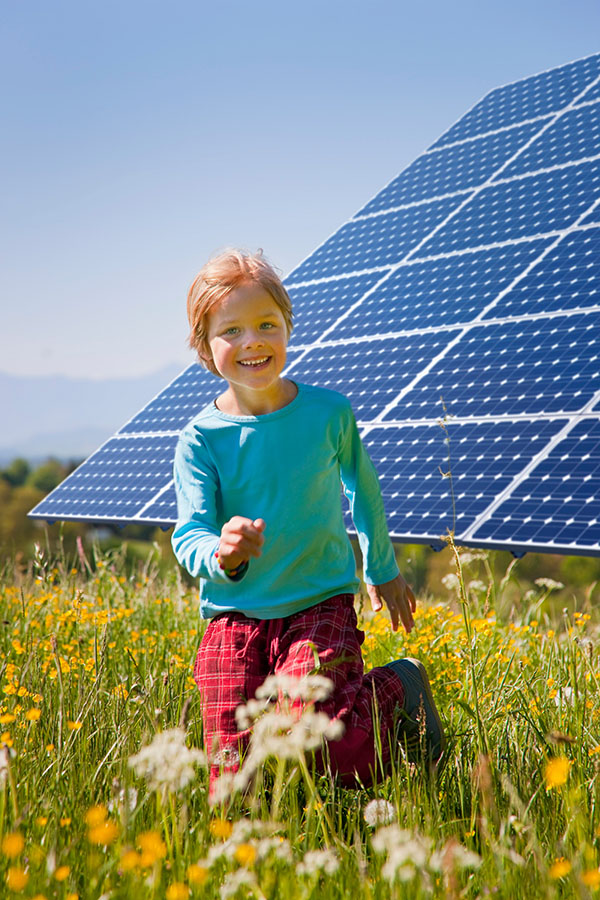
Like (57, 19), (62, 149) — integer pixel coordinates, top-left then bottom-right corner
(85, 805), (107, 827)
(234, 843), (257, 867)
(582, 869), (600, 889)
(166, 883), (189, 900)
(120, 849), (140, 871)
(35, 817), (48, 827)
(187, 864), (208, 885)
(54, 865), (70, 881)
(59, 818), (71, 827)
(25, 709), (41, 722)
(2, 833), (24, 858)
(66, 721), (82, 731)
(209, 819), (232, 839)
(88, 821), (119, 846)
(545, 757), (572, 789)
(6, 866), (28, 891)
(136, 831), (167, 866)
(549, 858), (571, 879)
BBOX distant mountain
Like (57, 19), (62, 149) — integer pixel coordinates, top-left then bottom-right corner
(0, 364), (185, 464)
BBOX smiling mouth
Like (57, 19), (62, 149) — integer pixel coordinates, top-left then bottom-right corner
(239, 357), (270, 367)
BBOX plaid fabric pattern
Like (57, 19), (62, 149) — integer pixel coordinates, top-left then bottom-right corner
(193, 594), (405, 787)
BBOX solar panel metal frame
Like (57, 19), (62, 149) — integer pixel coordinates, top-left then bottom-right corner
(30, 53), (600, 558)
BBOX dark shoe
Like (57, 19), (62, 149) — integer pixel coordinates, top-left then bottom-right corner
(386, 658), (445, 764)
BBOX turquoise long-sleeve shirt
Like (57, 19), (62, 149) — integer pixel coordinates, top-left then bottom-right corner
(171, 382), (399, 620)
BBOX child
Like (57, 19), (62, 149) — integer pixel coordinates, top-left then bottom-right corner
(172, 249), (445, 788)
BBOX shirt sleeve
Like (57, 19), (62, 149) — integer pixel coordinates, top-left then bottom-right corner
(337, 403), (399, 586)
(171, 432), (247, 582)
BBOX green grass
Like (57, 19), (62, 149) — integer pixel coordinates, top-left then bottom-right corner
(0, 541), (599, 899)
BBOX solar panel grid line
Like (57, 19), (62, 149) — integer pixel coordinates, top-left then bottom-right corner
(461, 403), (600, 543)
(286, 300), (600, 353)
(420, 115), (555, 156)
(392, 82), (599, 258)
(488, 152), (600, 188)
(351, 189), (474, 220)
(357, 412), (600, 429)
(115, 364), (200, 436)
(286, 219), (598, 292)
(355, 215), (600, 433)
(132, 477), (175, 521)
(432, 54), (600, 150)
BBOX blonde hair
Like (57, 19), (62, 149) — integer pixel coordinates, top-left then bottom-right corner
(187, 249), (294, 377)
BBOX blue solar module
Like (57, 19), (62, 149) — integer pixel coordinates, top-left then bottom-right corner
(286, 273), (381, 347)
(421, 159), (600, 256)
(432, 54), (600, 148)
(287, 195), (463, 283)
(471, 418), (600, 553)
(343, 418), (567, 545)
(384, 311), (600, 421)
(502, 101), (600, 177)
(34, 435), (178, 524)
(480, 227), (600, 318)
(29, 53), (600, 558)
(286, 332), (460, 419)
(330, 240), (551, 339)
(355, 121), (543, 213)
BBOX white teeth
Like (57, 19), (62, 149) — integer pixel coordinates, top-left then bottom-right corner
(239, 357), (269, 367)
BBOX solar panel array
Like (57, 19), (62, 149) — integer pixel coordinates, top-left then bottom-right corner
(30, 54), (600, 557)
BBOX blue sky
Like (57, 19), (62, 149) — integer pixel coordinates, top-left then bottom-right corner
(2, 0), (599, 379)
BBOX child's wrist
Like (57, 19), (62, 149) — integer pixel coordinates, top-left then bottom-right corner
(214, 551), (248, 578)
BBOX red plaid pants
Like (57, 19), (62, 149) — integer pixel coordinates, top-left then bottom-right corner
(193, 593), (405, 787)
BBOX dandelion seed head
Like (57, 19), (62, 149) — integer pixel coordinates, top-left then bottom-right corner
(128, 728), (206, 792)
(297, 848), (340, 876)
(364, 799), (396, 827)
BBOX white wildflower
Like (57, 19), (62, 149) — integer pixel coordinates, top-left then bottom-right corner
(364, 799), (396, 827)
(0, 746), (10, 787)
(459, 551), (487, 565)
(441, 573), (460, 592)
(255, 672), (334, 703)
(468, 580), (487, 594)
(554, 686), (575, 706)
(256, 836), (293, 862)
(430, 840), (481, 871)
(235, 697), (271, 730)
(220, 868), (257, 899)
(372, 826), (431, 883)
(108, 786), (138, 814)
(297, 848), (340, 876)
(128, 728), (206, 792)
(535, 577), (564, 591)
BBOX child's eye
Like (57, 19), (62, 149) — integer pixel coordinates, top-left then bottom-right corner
(224, 327), (239, 335)
(260, 322), (275, 329)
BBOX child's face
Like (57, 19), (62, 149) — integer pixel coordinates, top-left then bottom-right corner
(203, 282), (289, 395)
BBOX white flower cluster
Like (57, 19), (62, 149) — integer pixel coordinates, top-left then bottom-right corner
(535, 577), (564, 592)
(208, 820), (291, 866)
(363, 798), (396, 827)
(212, 673), (343, 804)
(128, 728), (207, 793)
(372, 825), (481, 884)
(296, 848), (340, 876)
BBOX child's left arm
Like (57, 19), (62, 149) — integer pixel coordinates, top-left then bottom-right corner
(338, 401), (415, 633)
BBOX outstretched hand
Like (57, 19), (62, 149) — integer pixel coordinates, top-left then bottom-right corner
(218, 516), (265, 571)
(366, 573), (416, 634)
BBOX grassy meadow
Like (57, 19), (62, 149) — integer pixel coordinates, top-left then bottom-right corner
(0, 539), (599, 899)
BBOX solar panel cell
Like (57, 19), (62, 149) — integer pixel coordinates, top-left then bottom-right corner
(286, 196), (463, 283)
(384, 311), (600, 420)
(433, 55), (600, 149)
(355, 122), (543, 214)
(472, 418), (600, 551)
(332, 240), (551, 339)
(118, 365), (219, 435)
(286, 273), (381, 346)
(421, 159), (600, 255)
(343, 418), (566, 543)
(287, 332), (460, 419)
(30, 435), (178, 522)
(480, 227), (600, 319)
(502, 102), (600, 177)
